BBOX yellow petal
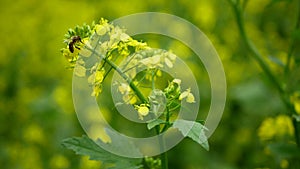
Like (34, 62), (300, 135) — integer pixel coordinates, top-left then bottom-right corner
(172, 79), (181, 85)
(165, 57), (173, 68)
(74, 65), (86, 77)
(88, 73), (95, 84)
(118, 83), (130, 94)
(80, 48), (92, 58)
(168, 53), (176, 61)
(295, 102), (300, 114)
(179, 91), (188, 100)
(129, 95), (137, 105)
(120, 33), (130, 41)
(186, 93), (195, 103)
(95, 70), (104, 83)
(151, 55), (161, 65)
(138, 106), (149, 116)
(95, 25), (107, 35)
(91, 85), (102, 97)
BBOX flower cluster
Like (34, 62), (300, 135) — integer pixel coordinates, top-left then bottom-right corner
(62, 19), (149, 97)
(62, 19), (196, 122)
(258, 115), (294, 141)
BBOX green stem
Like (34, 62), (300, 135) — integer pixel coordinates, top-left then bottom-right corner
(230, 1), (284, 94)
(285, 0), (300, 74)
(229, 0), (293, 109)
(87, 47), (171, 167)
(150, 70), (168, 169)
(229, 0), (300, 147)
(85, 47), (148, 103)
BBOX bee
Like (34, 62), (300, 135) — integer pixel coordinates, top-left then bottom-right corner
(68, 36), (83, 53)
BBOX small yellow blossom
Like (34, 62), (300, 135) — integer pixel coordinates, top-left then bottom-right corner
(140, 55), (162, 68)
(50, 154), (70, 169)
(80, 46), (92, 58)
(136, 104), (149, 120)
(120, 33), (130, 41)
(172, 79), (181, 85)
(165, 57), (173, 68)
(79, 156), (101, 169)
(88, 69), (105, 85)
(91, 84), (102, 97)
(156, 70), (162, 77)
(122, 94), (137, 105)
(275, 115), (294, 137)
(23, 124), (45, 144)
(258, 115), (294, 141)
(280, 159), (289, 169)
(186, 93), (195, 103)
(118, 83), (130, 94)
(74, 65), (86, 77)
(168, 52), (177, 61)
(290, 92), (300, 114)
(95, 24), (107, 35)
(88, 74), (95, 84)
(258, 117), (276, 140)
(179, 88), (195, 103)
(95, 70), (105, 83)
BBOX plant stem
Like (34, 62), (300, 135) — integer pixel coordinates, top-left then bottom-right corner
(285, 0), (300, 74)
(151, 70), (168, 169)
(88, 48), (170, 168)
(85, 47), (148, 103)
(228, 0), (300, 147)
(230, 1), (284, 94)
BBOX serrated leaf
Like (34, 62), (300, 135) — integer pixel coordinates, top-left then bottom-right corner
(173, 119), (209, 151)
(147, 119), (165, 130)
(62, 135), (142, 169)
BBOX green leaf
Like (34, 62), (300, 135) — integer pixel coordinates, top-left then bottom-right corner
(62, 135), (142, 169)
(173, 119), (209, 151)
(147, 119), (165, 130)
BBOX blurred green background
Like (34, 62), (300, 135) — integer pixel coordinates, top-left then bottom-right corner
(1, 0), (299, 168)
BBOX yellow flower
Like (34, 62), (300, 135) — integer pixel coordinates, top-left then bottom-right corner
(139, 55), (162, 68)
(95, 70), (105, 83)
(179, 88), (195, 103)
(95, 24), (107, 35)
(79, 156), (101, 169)
(275, 115), (294, 137)
(135, 104), (149, 120)
(118, 83), (130, 94)
(122, 94), (137, 105)
(23, 124), (45, 144)
(91, 84), (102, 97)
(258, 117), (276, 141)
(74, 65), (86, 77)
(168, 52), (176, 61)
(50, 155), (70, 169)
(165, 57), (173, 68)
(88, 69), (105, 85)
(120, 33), (130, 41)
(290, 92), (300, 114)
(280, 159), (289, 169)
(156, 70), (162, 77)
(258, 115), (294, 141)
(172, 78), (181, 85)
